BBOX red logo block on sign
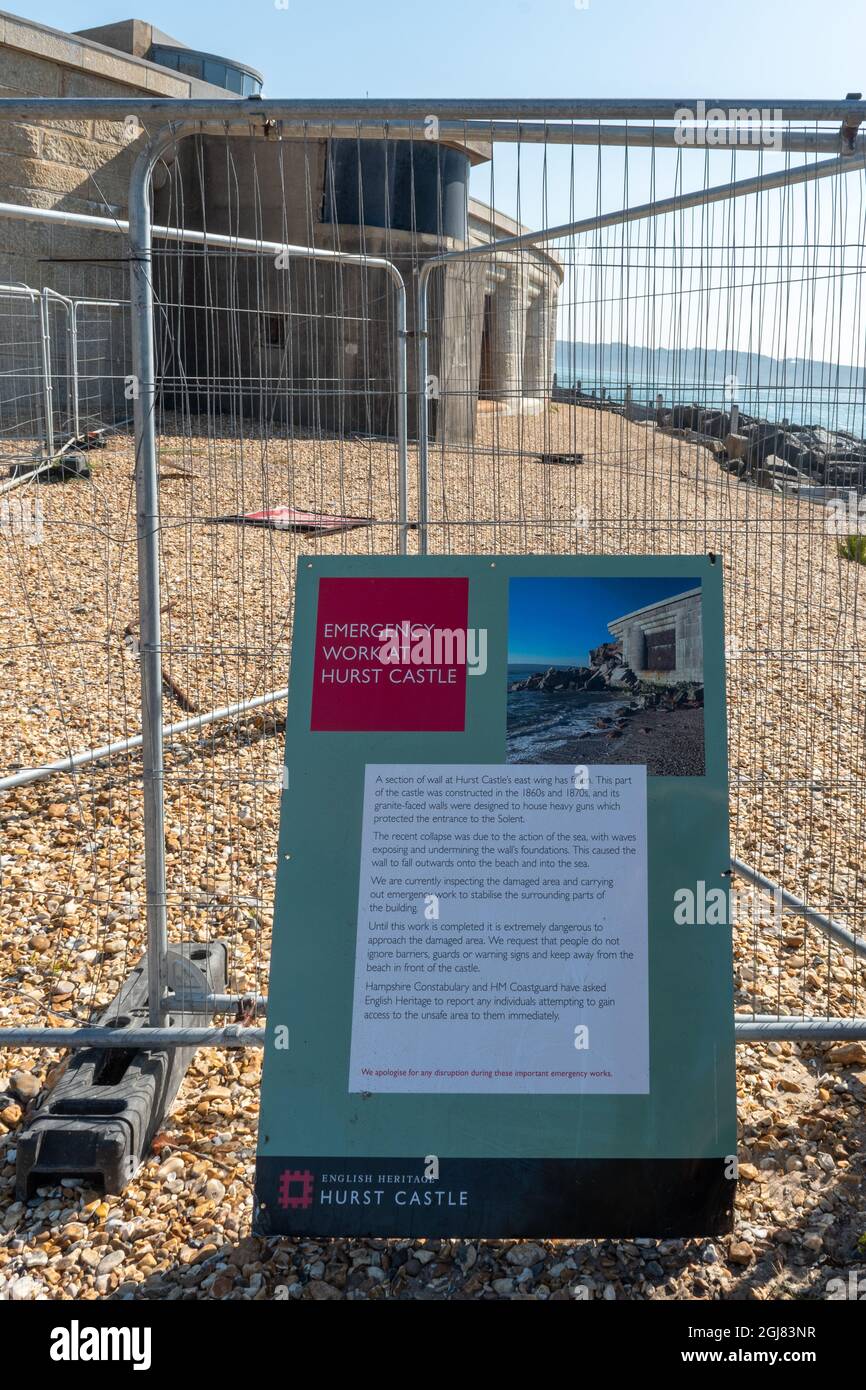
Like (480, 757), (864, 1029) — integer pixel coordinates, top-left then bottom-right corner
(278, 1169), (315, 1210)
(310, 576), (469, 732)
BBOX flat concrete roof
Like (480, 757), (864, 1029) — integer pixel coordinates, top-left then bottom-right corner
(0, 9), (241, 97)
(75, 19), (264, 86)
(608, 586), (702, 630)
(469, 197), (563, 275)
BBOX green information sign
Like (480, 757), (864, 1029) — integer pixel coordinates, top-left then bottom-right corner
(254, 555), (736, 1237)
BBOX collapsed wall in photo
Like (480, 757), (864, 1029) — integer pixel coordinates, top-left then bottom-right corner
(506, 576), (705, 775)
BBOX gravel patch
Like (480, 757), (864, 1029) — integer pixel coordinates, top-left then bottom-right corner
(527, 706), (706, 776)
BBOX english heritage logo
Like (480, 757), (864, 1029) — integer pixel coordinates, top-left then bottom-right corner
(278, 1168), (316, 1210)
(274, 1164), (469, 1215)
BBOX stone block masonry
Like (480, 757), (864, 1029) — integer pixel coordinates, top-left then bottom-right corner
(0, 11), (232, 432)
(0, 11), (225, 245)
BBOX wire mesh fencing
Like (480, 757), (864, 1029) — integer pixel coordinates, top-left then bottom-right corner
(73, 297), (132, 439)
(0, 209), (132, 462)
(0, 210), (143, 1050)
(0, 112), (864, 1061)
(0, 283), (47, 469)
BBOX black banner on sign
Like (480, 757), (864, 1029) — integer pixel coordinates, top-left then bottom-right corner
(255, 1156), (735, 1239)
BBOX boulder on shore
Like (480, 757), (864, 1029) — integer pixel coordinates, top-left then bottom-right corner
(508, 639), (704, 708)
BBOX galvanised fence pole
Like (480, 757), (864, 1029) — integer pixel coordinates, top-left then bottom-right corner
(129, 133), (170, 1028)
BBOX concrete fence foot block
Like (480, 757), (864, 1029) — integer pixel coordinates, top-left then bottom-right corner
(15, 941), (227, 1198)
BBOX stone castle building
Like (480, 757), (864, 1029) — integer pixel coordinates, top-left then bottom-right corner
(0, 11), (562, 442)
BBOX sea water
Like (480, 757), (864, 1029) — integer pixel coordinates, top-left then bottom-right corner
(506, 665), (630, 762)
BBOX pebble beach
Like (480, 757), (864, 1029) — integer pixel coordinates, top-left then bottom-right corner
(525, 705), (707, 776)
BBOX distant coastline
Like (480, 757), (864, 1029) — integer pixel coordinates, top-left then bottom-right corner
(555, 340), (866, 438)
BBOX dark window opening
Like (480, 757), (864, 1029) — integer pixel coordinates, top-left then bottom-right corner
(148, 44), (262, 96)
(645, 627), (676, 671)
(478, 295), (495, 398)
(261, 314), (289, 349)
(323, 140), (469, 239)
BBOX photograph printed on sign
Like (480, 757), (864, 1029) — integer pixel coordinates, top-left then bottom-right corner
(507, 577), (705, 775)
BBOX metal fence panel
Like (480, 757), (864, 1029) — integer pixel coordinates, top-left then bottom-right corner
(0, 112), (864, 1062)
(0, 284), (47, 468)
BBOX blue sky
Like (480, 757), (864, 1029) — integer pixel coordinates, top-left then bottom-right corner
(508, 575), (700, 667)
(24, 0), (865, 104)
